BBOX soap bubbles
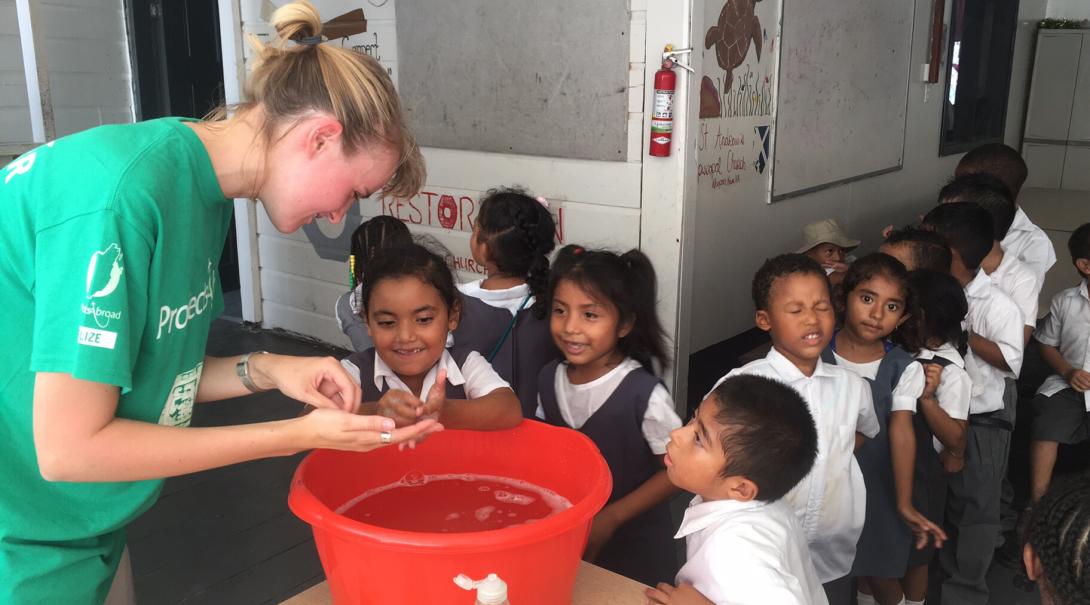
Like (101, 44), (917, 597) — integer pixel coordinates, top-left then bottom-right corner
(493, 490), (536, 506)
(402, 471), (428, 487)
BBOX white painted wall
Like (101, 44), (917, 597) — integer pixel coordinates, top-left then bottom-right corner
(0, 0), (32, 143)
(2, 0), (132, 144)
(1047, 0), (1090, 20)
(237, 1), (686, 365)
(36, 0), (133, 137)
(687, 0), (1043, 351)
(1005, 0), (1049, 147)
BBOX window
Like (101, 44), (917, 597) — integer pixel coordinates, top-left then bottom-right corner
(939, 0), (1020, 155)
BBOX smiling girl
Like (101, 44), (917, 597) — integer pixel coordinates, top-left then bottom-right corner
(341, 243), (522, 431)
(535, 245), (682, 587)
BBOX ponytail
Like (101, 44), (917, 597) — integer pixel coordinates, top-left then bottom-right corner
(475, 187), (557, 318)
(207, 0), (424, 198)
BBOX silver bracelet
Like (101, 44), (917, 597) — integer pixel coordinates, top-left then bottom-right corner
(236, 351), (268, 393)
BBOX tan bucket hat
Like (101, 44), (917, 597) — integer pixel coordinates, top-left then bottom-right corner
(796, 219), (861, 254)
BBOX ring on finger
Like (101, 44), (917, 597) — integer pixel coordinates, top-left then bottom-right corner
(380, 431), (392, 444)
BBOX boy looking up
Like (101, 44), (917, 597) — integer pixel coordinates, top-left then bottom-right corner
(646, 375), (826, 605)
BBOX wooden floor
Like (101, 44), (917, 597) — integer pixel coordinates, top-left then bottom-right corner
(129, 319), (1068, 604)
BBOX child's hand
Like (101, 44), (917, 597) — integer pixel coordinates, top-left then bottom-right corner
(1066, 368), (1090, 392)
(645, 582), (714, 605)
(940, 449), (965, 474)
(583, 508), (621, 562)
(377, 389), (425, 427)
(897, 503), (947, 550)
(421, 369), (448, 421)
(297, 408), (443, 452)
(922, 363), (943, 399)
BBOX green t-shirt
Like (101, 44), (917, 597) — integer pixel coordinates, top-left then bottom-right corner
(0, 118), (233, 602)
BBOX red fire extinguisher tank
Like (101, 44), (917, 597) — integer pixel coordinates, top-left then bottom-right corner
(649, 62), (676, 157)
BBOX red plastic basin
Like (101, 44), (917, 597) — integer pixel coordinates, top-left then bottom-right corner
(288, 420), (612, 604)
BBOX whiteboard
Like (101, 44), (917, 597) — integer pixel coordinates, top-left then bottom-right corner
(771, 0), (915, 200)
(395, 0), (630, 161)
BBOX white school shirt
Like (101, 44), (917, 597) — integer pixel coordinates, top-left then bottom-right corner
(534, 358), (681, 454)
(341, 349), (510, 400)
(711, 347), (880, 582)
(989, 251), (1040, 327)
(457, 279), (534, 315)
(1001, 207), (1056, 289)
(675, 496), (828, 605)
(1035, 280), (1090, 411)
(830, 351), (925, 413)
(963, 270), (1025, 413)
(916, 345), (973, 453)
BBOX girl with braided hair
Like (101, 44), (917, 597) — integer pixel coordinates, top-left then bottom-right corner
(453, 186), (560, 416)
(1023, 473), (1090, 604)
(336, 216), (412, 350)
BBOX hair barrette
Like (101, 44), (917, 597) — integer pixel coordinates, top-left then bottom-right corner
(534, 196), (550, 209)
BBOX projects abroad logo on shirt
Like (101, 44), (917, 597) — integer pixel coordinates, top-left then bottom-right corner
(78, 244), (125, 349)
(156, 260), (217, 340)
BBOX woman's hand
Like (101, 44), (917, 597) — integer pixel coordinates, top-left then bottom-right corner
(296, 408), (443, 453)
(645, 583), (714, 605)
(251, 354), (361, 413)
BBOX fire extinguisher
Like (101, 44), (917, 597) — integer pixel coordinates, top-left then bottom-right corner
(648, 60), (676, 157)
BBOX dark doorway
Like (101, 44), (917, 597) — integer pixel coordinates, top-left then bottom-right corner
(126, 0), (242, 304)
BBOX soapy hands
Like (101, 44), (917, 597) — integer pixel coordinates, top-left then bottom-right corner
(377, 369), (449, 426)
(374, 370), (449, 448)
(645, 582), (714, 605)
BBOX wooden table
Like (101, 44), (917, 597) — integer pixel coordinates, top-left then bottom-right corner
(281, 561), (650, 604)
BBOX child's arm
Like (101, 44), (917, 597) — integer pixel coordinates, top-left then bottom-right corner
(434, 388), (522, 430)
(890, 409), (947, 549)
(967, 332), (1013, 372)
(1040, 341), (1090, 392)
(585, 462), (678, 561)
(33, 372), (441, 482)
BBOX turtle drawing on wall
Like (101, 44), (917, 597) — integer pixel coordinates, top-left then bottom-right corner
(705, 0), (763, 91)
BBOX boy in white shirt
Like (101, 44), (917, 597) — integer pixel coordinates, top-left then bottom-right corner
(708, 254), (879, 604)
(922, 203), (1025, 605)
(646, 374), (826, 605)
(939, 175), (1040, 344)
(1029, 224), (1090, 504)
(955, 143), (1056, 287)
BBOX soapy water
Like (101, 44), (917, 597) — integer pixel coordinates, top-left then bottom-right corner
(337, 472), (573, 533)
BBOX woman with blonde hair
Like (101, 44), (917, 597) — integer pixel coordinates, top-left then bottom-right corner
(0, 2), (431, 602)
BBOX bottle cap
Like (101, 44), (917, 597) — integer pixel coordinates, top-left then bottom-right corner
(453, 573), (508, 604)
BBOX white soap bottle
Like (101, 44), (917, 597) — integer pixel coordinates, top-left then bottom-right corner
(453, 573), (510, 605)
